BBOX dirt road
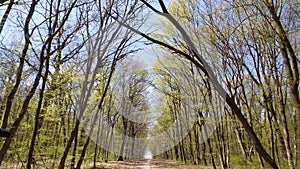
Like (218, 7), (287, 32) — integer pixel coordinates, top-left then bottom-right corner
(97, 159), (195, 169)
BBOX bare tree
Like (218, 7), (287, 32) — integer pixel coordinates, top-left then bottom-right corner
(111, 0), (279, 168)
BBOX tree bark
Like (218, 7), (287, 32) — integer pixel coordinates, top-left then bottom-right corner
(26, 54), (50, 169)
(0, 0), (34, 129)
(0, 0), (39, 165)
(0, 0), (14, 35)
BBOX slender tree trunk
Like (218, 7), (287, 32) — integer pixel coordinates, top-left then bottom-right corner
(75, 59), (116, 168)
(267, 111), (275, 159)
(187, 132), (194, 164)
(117, 116), (127, 161)
(235, 127), (249, 162)
(0, 2), (40, 165)
(207, 138), (216, 169)
(59, 119), (80, 169)
(93, 121), (101, 169)
(130, 125), (136, 158)
(178, 114), (187, 164)
(0, 0), (37, 129)
(50, 118), (62, 169)
(70, 121), (79, 169)
(193, 127), (200, 165)
(277, 85), (293, 168)
(0, 0), (14, 35)
(258, 154), (265, 168)
(26, 56), (50, 169)
(106, 124), (114, 161)
(293, 115), (297, 167)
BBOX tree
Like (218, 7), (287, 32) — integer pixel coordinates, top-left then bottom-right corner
(0, 0), (90, 166)
(111, 0), (284, 168)
(26, 0), (88, 168)
(112, 59), (150, 161)
(57, 1), (145, 168)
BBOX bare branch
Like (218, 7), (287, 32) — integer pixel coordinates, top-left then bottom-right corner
(158, 0), (169, 14)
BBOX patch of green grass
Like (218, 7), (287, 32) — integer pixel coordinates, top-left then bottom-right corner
(229, 156), (259, 169)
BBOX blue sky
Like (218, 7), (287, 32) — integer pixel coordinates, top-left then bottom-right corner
(135, 0), (172, 68)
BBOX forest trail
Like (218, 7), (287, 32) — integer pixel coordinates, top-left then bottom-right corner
(96, 159), (201, 169)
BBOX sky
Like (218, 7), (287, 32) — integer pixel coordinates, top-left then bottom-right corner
(135, 0), (172, 68)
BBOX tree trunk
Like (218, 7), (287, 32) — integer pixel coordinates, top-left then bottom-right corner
(0, 0), (14, 34)
(235, 127), (250, 162)
(26, 56), (50, 169)
(70, 122), (79, 169)
(59, 119), (80, 169)
(0, 2), (40, 165)
(117, 116), (127, 161)
(1, 0), (36, 129)
(75, 59), (116, 168)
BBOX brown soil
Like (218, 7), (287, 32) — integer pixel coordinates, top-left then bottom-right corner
(94, 159), (211, 169)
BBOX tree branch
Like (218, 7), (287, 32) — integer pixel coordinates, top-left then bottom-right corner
(158, 0), (169, 14)
(111, 15), (208, 77)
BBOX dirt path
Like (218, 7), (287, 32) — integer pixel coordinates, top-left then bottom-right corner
(96, 159), (201, 169)
(139, 159), (151, 169)
(97, 159), (159, 169)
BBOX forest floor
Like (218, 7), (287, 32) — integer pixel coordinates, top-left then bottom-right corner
(93, 159), (215, 169)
